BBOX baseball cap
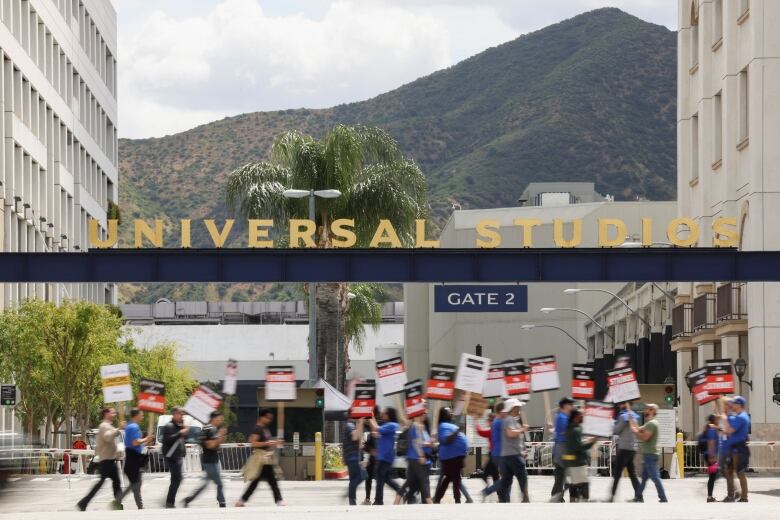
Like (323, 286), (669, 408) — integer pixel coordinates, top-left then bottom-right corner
(730, 396), (746, 406)
(502, 398), (523, 411)
(558, 397), (575, 407)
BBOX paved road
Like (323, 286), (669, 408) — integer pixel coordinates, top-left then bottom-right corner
(1, 474), (778, 518)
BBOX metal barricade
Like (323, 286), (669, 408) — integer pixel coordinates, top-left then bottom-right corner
(0, 448), (95, 475)
(682, 441), (780, 474)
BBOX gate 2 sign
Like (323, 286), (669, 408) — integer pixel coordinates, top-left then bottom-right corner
(434, 285), (528, 312)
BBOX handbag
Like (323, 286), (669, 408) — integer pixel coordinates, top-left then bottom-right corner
(242, 449), (274, 481)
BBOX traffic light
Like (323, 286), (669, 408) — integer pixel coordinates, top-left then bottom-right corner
(664, 385), (675, 405)
(315, 389), (324, 409)
(488, 397), (497, 407)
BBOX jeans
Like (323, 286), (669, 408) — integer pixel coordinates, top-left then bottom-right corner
(186, 462), (225, 505)
(78, 459), (122, 509)
(165, 458), (183, 507)
(346, 459), (366, 505)
(374, 460), (402, 505)
(482, 454), (500, 483)
(482, 456), (507, 502)
(241, 464), (283, 503)
(497, 454), (528, 503)
(551, 442), (568, 499)
(401, 459), (431, 503)
(636, 453), (667, 502)
(434, 456), (465, 503)
(120, 450), (144, 509)
(611, 449), (640, 498)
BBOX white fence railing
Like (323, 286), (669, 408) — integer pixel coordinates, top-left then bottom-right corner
(3, 441), (779, 477)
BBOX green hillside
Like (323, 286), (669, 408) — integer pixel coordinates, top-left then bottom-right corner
(118, 8), (676, 303)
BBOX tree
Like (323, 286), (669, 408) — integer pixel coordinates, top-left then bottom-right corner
(226, 125), (428, 440)
(342, 284), (384, 381)
(126, 340), (198, 409)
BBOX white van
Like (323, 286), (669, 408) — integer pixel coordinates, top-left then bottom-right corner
(155, 414), (205, 447)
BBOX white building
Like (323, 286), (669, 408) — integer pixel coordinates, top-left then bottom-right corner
(677, 0), (780, 437)
(0, 0), (118, 308)
(405, 186), (677, 427)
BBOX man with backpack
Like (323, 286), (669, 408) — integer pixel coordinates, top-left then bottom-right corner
(183, 411), (227, 508)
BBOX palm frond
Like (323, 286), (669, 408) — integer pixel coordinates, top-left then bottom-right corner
(344, 283), (385, 354)
(225, 162), (294, 221)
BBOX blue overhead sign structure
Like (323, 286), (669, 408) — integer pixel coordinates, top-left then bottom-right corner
(434, 285), (528, 312)
(0, 247), (779, 283)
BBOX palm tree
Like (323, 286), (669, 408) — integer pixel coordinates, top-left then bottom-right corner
(226, 125), (427, 438)
(341, 283), (384, 382)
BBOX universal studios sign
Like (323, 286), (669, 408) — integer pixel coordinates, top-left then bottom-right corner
(87, 217), (740, 249)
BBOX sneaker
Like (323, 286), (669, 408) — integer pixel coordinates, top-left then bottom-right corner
(721, 496), (736, 503)
(630, 498), (644, 503)
(738, 498), (749, 503)
(465, 497), (474, 504)
(707, 497), (716, 503)
(481, 490), (489, 503)
(111, 501), (123, 510)
(659, 499), (668, 503)
(362, 499), (371, 505)
(234, 500), (245, 508)
(219, 503), (226, 508)
(182, 497), (191, 508)
(276, 501), (286, 506)
(522, 496), (530, 503)
(76, 502), (86, 512)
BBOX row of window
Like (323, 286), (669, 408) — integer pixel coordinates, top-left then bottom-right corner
(689, 0), (750, 70)
(690, 68), (749, 182)
(0, 0), (118, 164)
(49, 0), (116, 96)
(1, 52), (116, 209)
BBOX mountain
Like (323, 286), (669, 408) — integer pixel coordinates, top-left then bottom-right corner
(118, 8), (677, 303)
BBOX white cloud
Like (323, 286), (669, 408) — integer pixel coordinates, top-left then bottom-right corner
(116, 0), (676, 138)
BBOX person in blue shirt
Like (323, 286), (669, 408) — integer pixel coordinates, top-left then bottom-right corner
(549, 397), (574, 502)
(395, 413), (433, 505)
(721, 396), (750, 502)
(118, 408), (154, 509)
(480, 404), (508, 502)
(368, 407), (404, 505)
(700, 414), (720, 502)
(433, 407), (469, 504)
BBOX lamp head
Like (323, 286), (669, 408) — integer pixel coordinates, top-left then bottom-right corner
(520, 324), (535, 331)
(563, 289), (580, 295)
(282, 189), (310, 199)
(734, 358), (747, 378)
(314, 189), (342, 199)
(540, 308), (556, 314)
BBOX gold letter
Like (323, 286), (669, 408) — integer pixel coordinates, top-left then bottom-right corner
(642, 218), (653, 246)
(290, 219), (317, 248)
(476, 220), (501, 248)
(88, 219), (118, 249)
(713, 217), (738, 247)
(513, 219), (542, 248)
(370, 220), (402, 248)
(667, 217), (699, 247)
(248, 219), (274, 248)
(331, 219), (357, 248)
(415, 219), (440, 248)
(204, 219), (234, 248)
(553, 219), (582, 248)
(598, 218), (627, 247)
(134, 219), (164, 248)
(180, 219), (192, 248)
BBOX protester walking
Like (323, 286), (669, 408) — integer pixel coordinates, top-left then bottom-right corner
(162, 407), (189, 508)
(609, 402), (641, 502)
(119, 408), (154, 509)
(343, 416), (367, 506)
(77, 407), (125, 511)
(496, 399), (529, 503)
(184, 411), (227, 508)
(563, 409), (596, 502)
(237, 408), (285, 507)
(630, 403), (668, 503)
(476, 411), (500, 488)
(433, 407), (468, 504)
(721, 396), (750, 502)
(480, 404), (508, 502)
(698, 414), (720, 502)
(369, 407), (404, 505)
(362, 425), (377, 505)
(550, 397), (574, 502)
(396, 413), (433, 505)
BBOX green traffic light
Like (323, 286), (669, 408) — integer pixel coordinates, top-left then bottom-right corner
(315, 398), (324, 408)
(665, 394), (674, 404)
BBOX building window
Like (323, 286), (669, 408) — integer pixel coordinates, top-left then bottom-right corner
(713, 92), (723, 168)
(738, 68), (749, 148)
(690, 8), (699, 72)
(713, 0), (723, 47)
(691, 113), (700, 182)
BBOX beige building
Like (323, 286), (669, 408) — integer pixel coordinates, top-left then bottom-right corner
(405, 192), (676, 427)
(676, 0), (780, 437)
(0, 0), (118, 309)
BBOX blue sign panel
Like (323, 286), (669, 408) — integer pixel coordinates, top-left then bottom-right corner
(434, 285), (528, 313)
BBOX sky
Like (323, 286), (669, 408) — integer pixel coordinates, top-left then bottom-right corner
(113, 0), (677, 139)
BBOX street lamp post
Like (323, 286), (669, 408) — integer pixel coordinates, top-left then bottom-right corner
(283, 188), (342, 382)
(563, 288), (652, 329)
(540, 307), (614, 340)
(520, 324), (588, 352)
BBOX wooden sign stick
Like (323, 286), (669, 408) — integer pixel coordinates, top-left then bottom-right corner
(277, 401), (285, 441)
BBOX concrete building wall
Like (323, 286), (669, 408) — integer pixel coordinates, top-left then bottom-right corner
(405, 201), (677, 428)
(678, 0), (780, 436)
(0, 0), (117, 308)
